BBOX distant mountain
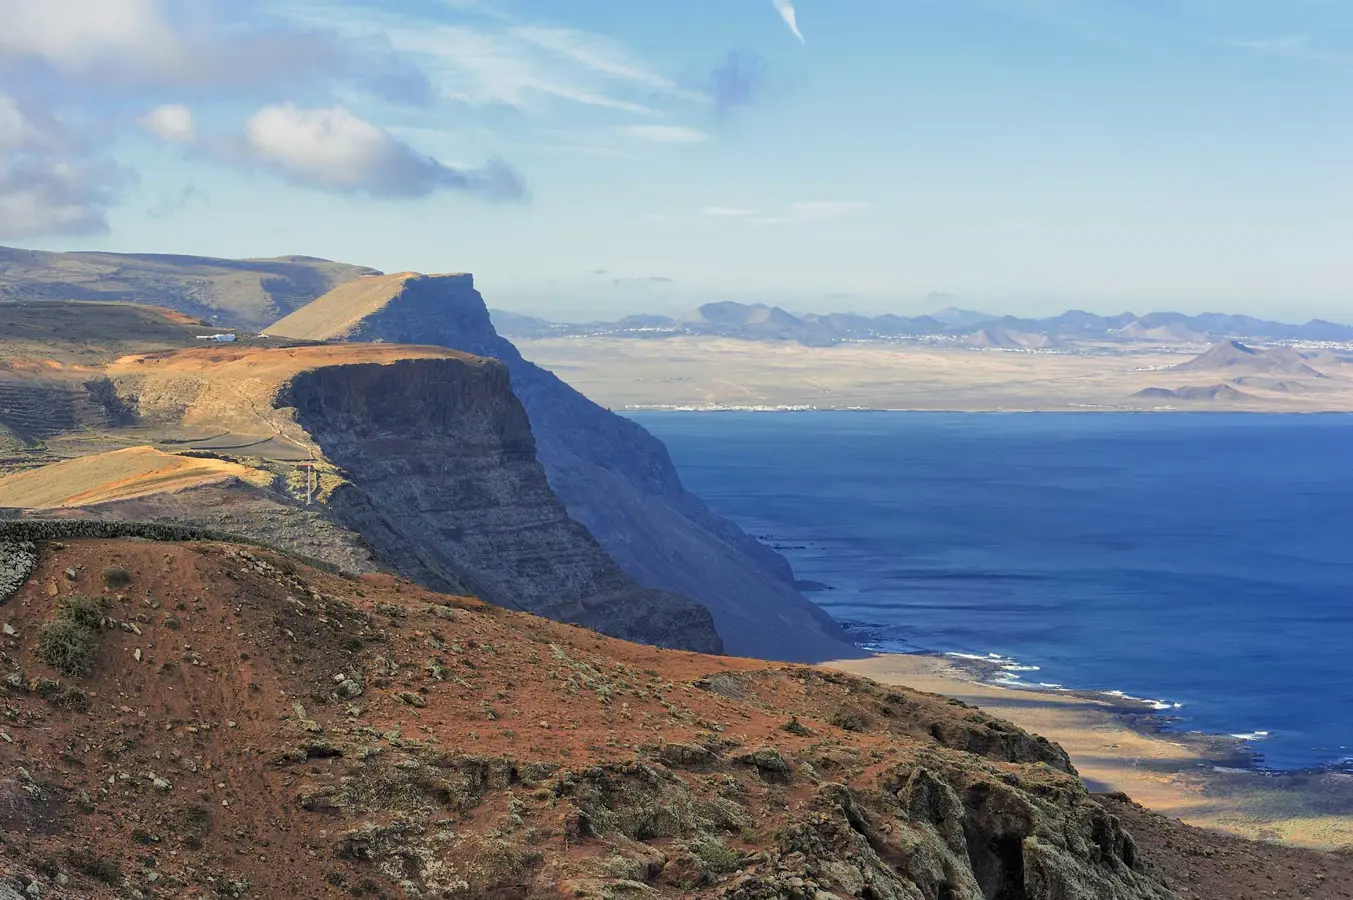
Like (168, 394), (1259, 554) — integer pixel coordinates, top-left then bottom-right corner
(968, 326), (1056, 350)
(492, 301), (1353, 347)
(680, 301), (826, 343)
(1135, 384), (1255, 402)
(1172, 340), (1325, 379)
(1115, 320), (1209, 343)
(930, 306), (997, 328)
(488, 309), (570, 339)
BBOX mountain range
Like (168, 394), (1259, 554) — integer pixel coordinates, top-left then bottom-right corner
(491, 301), (1353, 346)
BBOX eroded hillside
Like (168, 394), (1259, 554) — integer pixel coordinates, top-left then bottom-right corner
(1, 534), (1177, 900)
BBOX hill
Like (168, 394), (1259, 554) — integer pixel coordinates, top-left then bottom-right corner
(269, 275), (858, 663)
(0, 447), (270, 509)
(1172, 340), (1325, 378)
(0, 531), (1176, 899)
(968, 326), (1056, 350)
(0, 246), (378, 329)
(1134, 384), (1255, 402)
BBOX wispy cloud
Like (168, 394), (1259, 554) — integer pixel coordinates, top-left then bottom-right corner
(1229, 35), (1353, 69)
(703, 200), (869, 225)
(620, 124), (711, 144)
(772, 0), (806, 45)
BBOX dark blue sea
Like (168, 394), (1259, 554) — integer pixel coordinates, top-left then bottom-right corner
(629, 411), (1353, 773)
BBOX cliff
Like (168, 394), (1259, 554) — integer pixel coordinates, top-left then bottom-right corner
(270, 274), (861, 662)
(98, 344), (720, 653)
(0, 535), (1183, 900)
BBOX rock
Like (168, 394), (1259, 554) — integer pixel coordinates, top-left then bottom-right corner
(2, 623), (15, 636)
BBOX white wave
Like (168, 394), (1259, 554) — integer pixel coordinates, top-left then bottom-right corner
(1230, 731), (1271, 742)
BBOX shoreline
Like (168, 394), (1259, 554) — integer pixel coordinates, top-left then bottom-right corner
(823, 651), (1353, 850)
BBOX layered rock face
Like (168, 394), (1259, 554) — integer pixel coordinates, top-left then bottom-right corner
(103, 345), (721, 653)
(270, 274), (861, 662)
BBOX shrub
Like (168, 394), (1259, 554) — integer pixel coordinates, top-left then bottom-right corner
(37, 620), (98, 678)
(66, 848), (123, 886)
(829, 709), (871, 733)
(690, 837), (745, 874)
(54, 595), (108, 630)
(101, 566), (133, 589)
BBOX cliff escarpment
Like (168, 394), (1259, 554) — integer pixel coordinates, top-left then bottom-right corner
(270, 274), (860, 662)
(99, 345), (721, 653)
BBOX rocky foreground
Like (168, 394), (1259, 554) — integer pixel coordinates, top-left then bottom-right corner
(4, 535), (1352, 899)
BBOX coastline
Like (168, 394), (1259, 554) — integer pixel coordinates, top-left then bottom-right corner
(823, 652), (1353, 850)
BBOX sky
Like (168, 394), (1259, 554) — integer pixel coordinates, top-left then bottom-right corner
(2, 0), (1353, 322)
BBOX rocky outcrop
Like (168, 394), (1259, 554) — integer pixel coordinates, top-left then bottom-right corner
(0, 536), (1179, 900)
(270, 274), (861, 662)
(102, 345), (722, 653)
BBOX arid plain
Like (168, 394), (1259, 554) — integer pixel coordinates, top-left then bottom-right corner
(513, 336), (1353, 413)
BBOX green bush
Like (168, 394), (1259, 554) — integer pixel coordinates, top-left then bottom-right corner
(37, 620), (98, 678)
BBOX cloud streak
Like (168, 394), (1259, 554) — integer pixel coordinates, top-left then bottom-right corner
(702, 200), (869, 225)
(619, 124), (711, 144)
(772, 0), (806, 45)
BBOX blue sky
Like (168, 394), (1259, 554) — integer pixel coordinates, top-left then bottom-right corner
(2, 0), (1353, 321)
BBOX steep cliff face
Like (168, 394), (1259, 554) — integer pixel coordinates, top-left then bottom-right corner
(270, 275), (861, 662)
(103, 345), (721, 653)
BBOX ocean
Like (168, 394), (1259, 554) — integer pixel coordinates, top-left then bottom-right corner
(629, 411), (1353, 773)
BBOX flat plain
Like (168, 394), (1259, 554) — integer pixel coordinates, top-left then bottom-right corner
(514, 336), (1353, 412)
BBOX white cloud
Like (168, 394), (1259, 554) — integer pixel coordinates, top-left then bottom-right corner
(772, 0), (806, 45)
(619, 125), (711, 144)
(141, 104), (196, 143)
(0, 0), (177, 74)
(703, 206), (759, 217)
(239, 103), (524, 200)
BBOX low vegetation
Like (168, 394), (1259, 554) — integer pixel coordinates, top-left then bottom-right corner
(36, 595), (107, 678)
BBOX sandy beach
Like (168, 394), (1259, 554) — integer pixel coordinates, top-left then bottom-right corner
(825, 653), (1353, 850)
